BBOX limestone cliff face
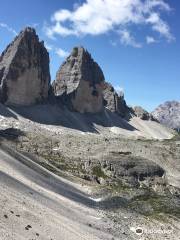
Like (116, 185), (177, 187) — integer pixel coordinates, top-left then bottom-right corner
(103, 82), (127, 117)
(133, 106), (155, 121)
(53, 47), (105, 113)
(152, 101), (180, 130)
(0, 27), (50, 106)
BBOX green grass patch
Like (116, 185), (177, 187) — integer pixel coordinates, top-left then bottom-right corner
(128, 192), (180, 221)
(109, 181), (132, 193)
(42, 153), (87, 176)
(92, 166), (107, 178)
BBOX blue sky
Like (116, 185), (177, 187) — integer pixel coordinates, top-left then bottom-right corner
(0, 0), (179, 111)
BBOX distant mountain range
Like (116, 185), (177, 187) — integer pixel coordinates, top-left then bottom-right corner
(152, 101), (180, 131)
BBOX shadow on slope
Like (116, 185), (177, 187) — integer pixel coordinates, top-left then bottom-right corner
(0, 103), (18, 119)
(0, 128), (25, 140)
(0, 170), (95, 209)
(9, 104), (137, 133)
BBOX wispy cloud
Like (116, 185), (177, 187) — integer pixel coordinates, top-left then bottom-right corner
(44, 42), (53, 51)
(114, 85), (124, 97)
(0, 22), (17, 36)
(44, 41), (69, 58)
(26, 23), (39, 28)
(146, 35), (157, 44)
(55, 48), (69, 58)
(110, 40), (117, 47)
(44, 0), (174, 47)
(146, 12), (174, 42)
(119, 30), (142, 48)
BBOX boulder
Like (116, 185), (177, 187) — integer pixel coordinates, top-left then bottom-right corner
(53, 47), (105, 113)
(103, 82), (128, 117)
(0, 27), (50, 106)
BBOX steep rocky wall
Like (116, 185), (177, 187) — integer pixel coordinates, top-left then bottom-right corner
(103, 82), (128, 117)
(53, 47), (104, 113)
(152, 101), (180, 130)
(133, 106), (155, 120)
(0, 27), (50, 106)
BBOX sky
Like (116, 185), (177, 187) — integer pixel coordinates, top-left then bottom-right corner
(0, 0), (180, 111)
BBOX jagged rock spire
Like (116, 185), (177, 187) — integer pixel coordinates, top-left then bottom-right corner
(53, 46), (105, 113)
(103, 82), (128, 117)
(0, 27), (50, 106)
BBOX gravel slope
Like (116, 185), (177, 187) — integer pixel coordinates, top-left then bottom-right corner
(0, 103), (175, 140)
(0, 149), (115, 240)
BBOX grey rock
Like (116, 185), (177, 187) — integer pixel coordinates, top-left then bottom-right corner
(103, 82), (128, 117)
(102, 154), (165, 187)
(152, 101), (180, 130)
(133, 106), (154, 120)
(53, 46), (105, 113)
(0, 27), (50, 106)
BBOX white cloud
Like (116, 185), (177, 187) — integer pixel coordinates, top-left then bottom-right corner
(0, 22), (17, 36)
(146, 35), (157, 44)
(44, 41), (69, 58)
(110, 40), (117, 47)
(146, 12), (174, 41)
(44, 42), (53, 51)
(45, 0), (174, 46)
(31, 23), (39, 28)
(119, 30), (142, 48)
(114, 85), (124, 97)
(144, 0), (171, 11)
(55, 48), (69, 58)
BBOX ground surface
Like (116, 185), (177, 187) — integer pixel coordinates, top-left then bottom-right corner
(1, 147), (180, 240)
(0, 149), (115, 240)
(0, 104), (180, 240)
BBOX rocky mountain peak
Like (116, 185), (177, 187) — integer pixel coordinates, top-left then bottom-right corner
(103, 82), (128, 117)
(53, 46), (105, 113)
(18, 27), (36, 37)
(152, 100), (180, 130)
(132, 106), (154, 120)
(0, 27), (50, 106)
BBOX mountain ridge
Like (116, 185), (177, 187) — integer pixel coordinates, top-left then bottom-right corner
(152, 100), (180, 131)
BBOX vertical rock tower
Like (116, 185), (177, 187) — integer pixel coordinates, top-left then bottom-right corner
(103, 82), (127, 117)
(53, 47), (105, 113)
(0, 27), (50, 106)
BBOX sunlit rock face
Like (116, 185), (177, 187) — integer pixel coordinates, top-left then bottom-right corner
(0, 27), (50, 106)
(133, 106), (154, 120)
(152, 101), (180, 130)
(53, 47), (105, 113)
(103, 82), (128, 117)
